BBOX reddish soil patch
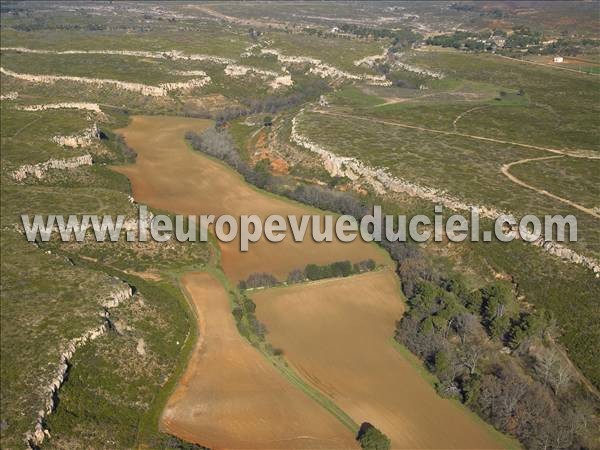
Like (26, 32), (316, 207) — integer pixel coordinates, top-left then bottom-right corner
(113, 116), (389, 281)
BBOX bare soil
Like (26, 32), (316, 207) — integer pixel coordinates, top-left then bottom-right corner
(252, 270), (505, 449)
(161, 272), (358, 449)
(114, 116), (389, 282)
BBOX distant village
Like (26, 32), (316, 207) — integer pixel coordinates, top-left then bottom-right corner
(424, 27), (599, 58)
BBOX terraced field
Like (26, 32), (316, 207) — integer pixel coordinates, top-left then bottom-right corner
(115, 115), (506, 448)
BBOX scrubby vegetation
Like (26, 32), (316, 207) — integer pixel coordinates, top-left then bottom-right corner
(393, 251), (597, 449)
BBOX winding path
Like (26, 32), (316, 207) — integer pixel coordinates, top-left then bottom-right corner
(313, 109), (600, 220)
(501, 156), (600, 219)
(452, 105), (489, 130)
(315, 109), (600, 159)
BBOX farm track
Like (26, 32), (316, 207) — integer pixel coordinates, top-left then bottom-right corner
(313, 109), (600, 219)
(501, 156), (600, 219)
(495, 53), (600, 76)
(315, 109), (600, 159)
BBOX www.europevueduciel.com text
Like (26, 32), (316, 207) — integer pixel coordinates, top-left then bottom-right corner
(20, 205), (577, 251)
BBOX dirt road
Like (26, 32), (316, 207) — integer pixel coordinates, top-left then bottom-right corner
(501, 156), (600, 219)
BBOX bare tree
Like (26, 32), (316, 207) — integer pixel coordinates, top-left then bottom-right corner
(535, 348), (560, 386)
(454, 312), (480, 344)
(549, 360), (572, 396)
(535, 348), (572, 395)
(458, 337), (486, 375)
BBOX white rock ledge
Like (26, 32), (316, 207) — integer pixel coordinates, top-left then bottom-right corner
(290, 110), (599, 275)
(25, 284), (133, 448)
(12, 155), (93, 181)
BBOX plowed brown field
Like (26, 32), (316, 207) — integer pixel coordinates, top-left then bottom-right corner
(116, 116), (508, 450)
(252, 270), (505, 449)
(161, 272), (358, 449)
(114, 116), (389, 282)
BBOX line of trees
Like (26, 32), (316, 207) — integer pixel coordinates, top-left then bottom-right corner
(186, 128), (370, 217)
(183, 77), (330, 127)
(188, 126), (597, 449)
(237, 259), (378, 290)
(302, 259), (376, 281)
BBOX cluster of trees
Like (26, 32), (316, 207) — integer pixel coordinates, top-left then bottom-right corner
(186, 129), (272, 189)
(302, 259), (376, 281)
(394, 258), (594, 448)
(237, 272), (280, 290)
(337, 24), (422, 49)
(426, 31), (489, 50)
(505, 27), (542, 49)
(428, 27), (598, 57)
(184, 78), (330, 127)
(536, 38), (599, 56)
(99, 129), (137, 164)
(449, 3), (507, 19)
(188, 125), (595, 450)
(232, 293), (265, 343)
(356, 422), (390, 450)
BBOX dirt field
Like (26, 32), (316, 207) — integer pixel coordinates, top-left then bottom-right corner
(252, 270), (506, 449)
(161, 272), (358, 449)
(114, 116), (389, 281)
(116, 116), (505, 449)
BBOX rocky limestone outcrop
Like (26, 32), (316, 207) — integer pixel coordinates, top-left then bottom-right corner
(1, 46), (233, 65)
(225, 64), (279, 78)
(240, 43), (260, 58)
(353, 51), (388, 68)
(171, 70), (209, 76)
(290, 110), (501, 215)
(1, 66), (166, 96)
(520, 228), (600, 275)
(389, 53), (444, 79)
(102, 282), (134, 308)
(136, 338), (146, 356)
(354, 51), (445, 79)
(25, 282), (134, 448)
(291, 110), (600, 275)
(270, 74), (294, 89)
(0, 91), (18, 101)
(261, 48), (392, 86)
(1, 67), (211, 97)
(20, 102), (102, 113)
(224, 64), (292, 89)
(158, 75), (211, 91)
(52, 123), (100, 149)
(12, 155), (93, 181)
